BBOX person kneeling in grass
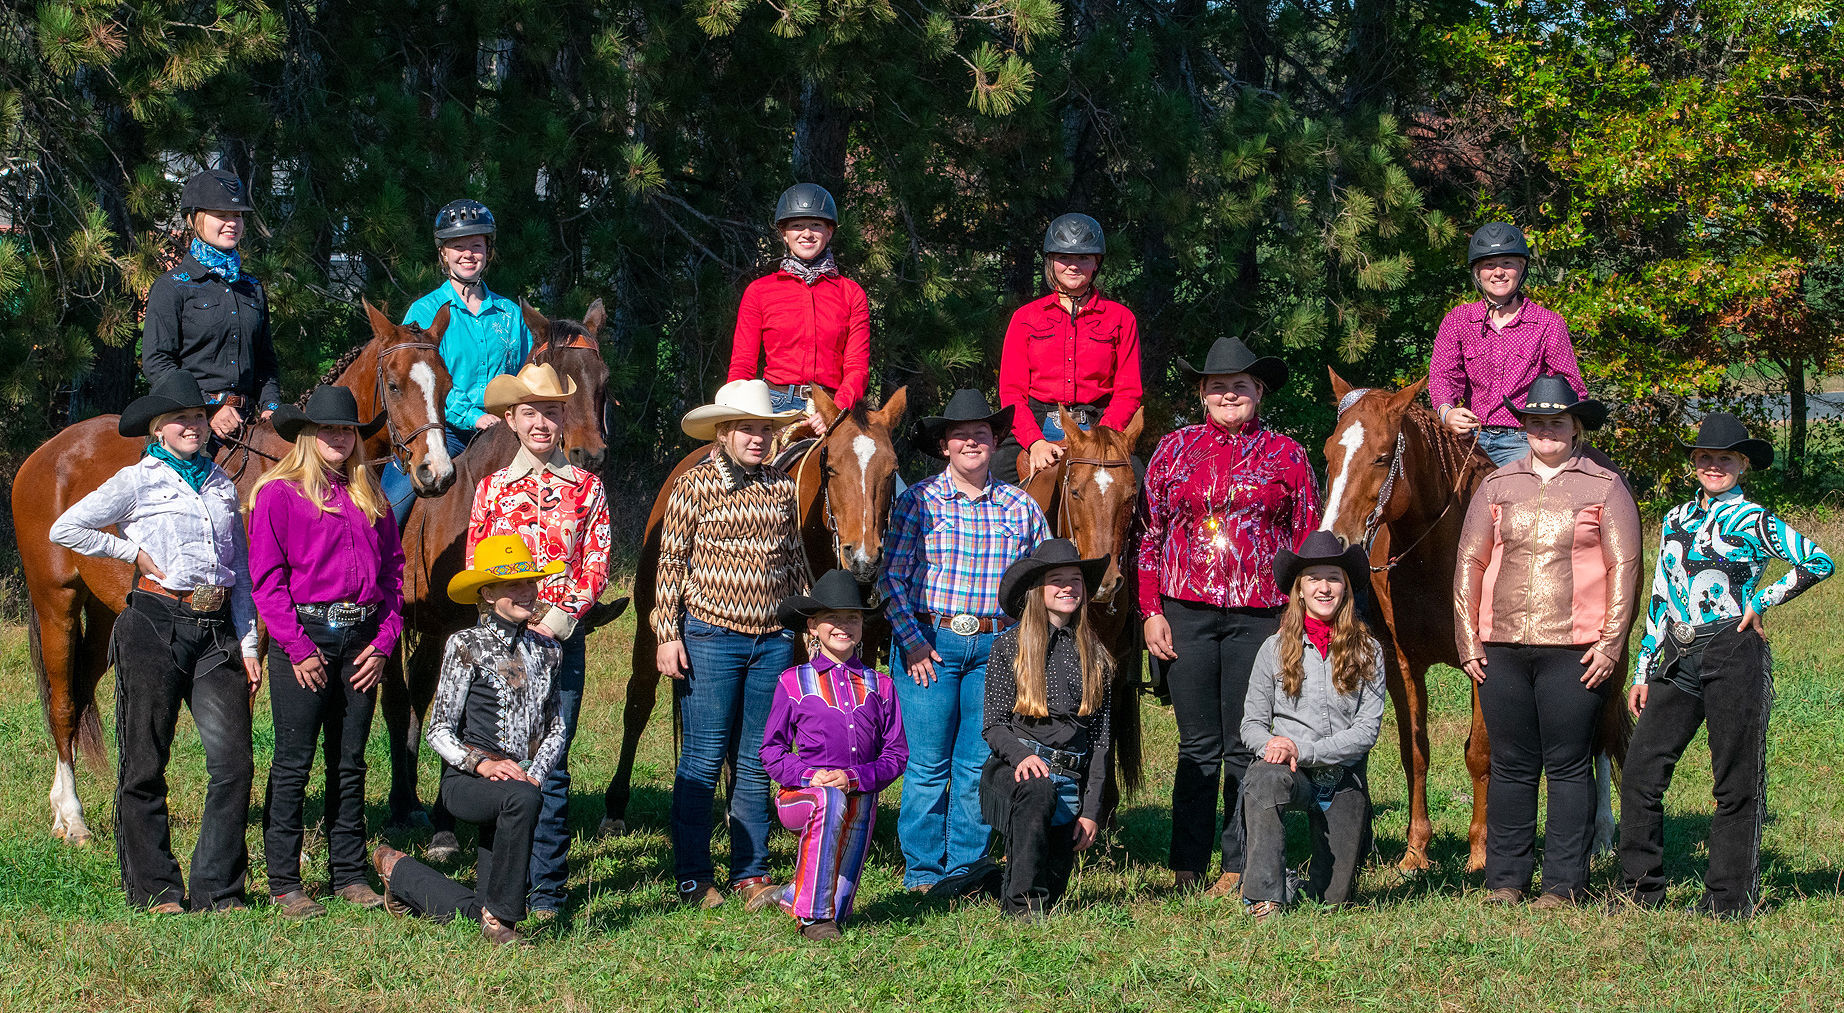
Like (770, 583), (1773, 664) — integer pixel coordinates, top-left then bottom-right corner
(372, 535), (567, 946)
(1238, 531), (1386, 921)
(759, 569), (908, 941)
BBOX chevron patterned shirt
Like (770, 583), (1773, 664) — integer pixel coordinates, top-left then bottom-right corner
(652, 448), (812, 642)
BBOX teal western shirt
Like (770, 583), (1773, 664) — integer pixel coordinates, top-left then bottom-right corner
(403, 282), (533, 429)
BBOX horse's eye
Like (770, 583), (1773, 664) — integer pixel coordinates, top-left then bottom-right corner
(387, 382), (400, 394)
(1373, 454), (1390, 466)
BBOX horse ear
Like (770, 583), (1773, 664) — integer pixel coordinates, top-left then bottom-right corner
(1390, 375), (1430, 410)
(811, 386), (842, 429)
(874, 386), (908, 429)
(427, 303), (453, 342)
(1329, 367), (1352, 401)
(582, 299), (607, 337)
(520, 300), (550, 346)
(1123, 406), (1145, 449)
(1057, 404), (1081, 444)
(363, 298), (393, 338)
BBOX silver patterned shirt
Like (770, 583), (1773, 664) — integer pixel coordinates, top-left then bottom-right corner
(426, 612), (567, 783)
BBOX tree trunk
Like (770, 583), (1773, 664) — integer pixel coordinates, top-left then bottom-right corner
(1787, 356), (1807, 483)
(792, 76), (852, 193)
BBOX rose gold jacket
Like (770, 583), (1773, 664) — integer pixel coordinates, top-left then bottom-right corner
(1454, 451), (1641, 661)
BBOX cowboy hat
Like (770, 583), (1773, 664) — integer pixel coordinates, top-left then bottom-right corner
(998, 539), (1110, 619)
(1176, 335), (1289, 393)
(916, 389), (1015, 459)
(1273, 531), (1372, 601)
(119, 372), (216, 438)
(680, 379), (804, 441)
(271, 385), (386, 442)
(446, 534), (565, 604)
(483, 363), (578, 416)
(777, 569), (877, 632)
(1503, 374), (1607, 431)
(1683, 411), (1773, 472)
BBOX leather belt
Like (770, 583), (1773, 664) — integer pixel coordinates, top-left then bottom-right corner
(766, 382), (813, 398)
(136, 574), (230, 613)
(918, 611), (1012, 635)
(206, 392), (248, 409)
(296, 601), (378, 628)
(1669, 617), (1728, 648)
(1023, 739), (1088, 776)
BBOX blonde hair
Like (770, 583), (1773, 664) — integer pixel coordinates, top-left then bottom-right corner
(1276, 573), (1375, 698)
(246, 425), (388, 522)
(1011, 589), (1112, 719)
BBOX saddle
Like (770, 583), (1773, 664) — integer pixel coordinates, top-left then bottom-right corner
(771, 437), (819, 473)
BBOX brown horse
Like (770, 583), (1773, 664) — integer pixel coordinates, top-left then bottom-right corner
(385, 300), (614, 829)
(1018, 407), (1147, 801)
(1319, 371), (1627, 873)
(14, 300), (457, 845)
(598, 386), (909, 836)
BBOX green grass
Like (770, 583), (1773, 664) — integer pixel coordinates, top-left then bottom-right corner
(1, 520), (1842, 1011)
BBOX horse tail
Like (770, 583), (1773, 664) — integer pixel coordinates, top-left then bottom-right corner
(27, 597), (107, 776)
(1114, 672), (1143, 796)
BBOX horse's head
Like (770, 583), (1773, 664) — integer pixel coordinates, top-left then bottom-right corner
(812, 385), (908, 586)
(362, 299), (457, 496)
(1057, 406), (1143, 607)
(1320, 369), (1428, 547)
(523, 299), (611, 472)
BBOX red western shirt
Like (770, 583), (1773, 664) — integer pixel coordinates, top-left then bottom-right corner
(997, 292), (1143, 446)
(727, 270), (871, 410)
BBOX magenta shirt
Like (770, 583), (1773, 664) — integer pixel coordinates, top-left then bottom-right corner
(1428, 299), (1586, 428)
(760, 653), (907, 793)
(247, 476), (405, 663)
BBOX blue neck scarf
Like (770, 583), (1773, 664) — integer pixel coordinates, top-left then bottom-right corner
(190, 237), (242, 283)
(147, 444), (213, 493)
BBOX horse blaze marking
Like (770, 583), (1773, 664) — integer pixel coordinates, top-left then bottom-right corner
(1321, 419), (1367, 533)
(409, 362), (452, 472)
(851, 435), (876, 562)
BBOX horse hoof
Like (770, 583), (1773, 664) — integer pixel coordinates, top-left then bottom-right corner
(596, 817), (626, 839)
(1396, 851), (1430, 875)
(425, 831), (461, 863)
(69, 832), (93, 847)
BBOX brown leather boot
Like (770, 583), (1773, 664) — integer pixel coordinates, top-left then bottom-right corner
(1485, 887), (1526, 906)
(800, 919), (843, 941)
(737, 880), (783, 913)
(1248, 900), (1283, 922)
(678, 880), (724, 909)
(1171, 870), (1201, 894)
(1203, 872), (1243, 899)
(334, 883), (386, 909)
(480, 913), (529, 947)
(274, 890), (327, 920)
(372, 846), (413, 917)
(149, 901), (187, 915)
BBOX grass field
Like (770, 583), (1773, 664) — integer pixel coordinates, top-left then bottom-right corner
(1, 520), (1841, 1012)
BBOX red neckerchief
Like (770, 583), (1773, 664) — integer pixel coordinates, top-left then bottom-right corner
(1303, 614), (1333, 659)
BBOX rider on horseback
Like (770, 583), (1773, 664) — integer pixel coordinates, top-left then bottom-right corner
(141, 169), (281, 442)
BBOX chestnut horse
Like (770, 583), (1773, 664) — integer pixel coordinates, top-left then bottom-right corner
(598, 386), (908, 836)
(1018, 406), (1148, 802)
(1319, 371), (1627, 873)
(14, 300), (458, 845)
(385, 300), (614, 829)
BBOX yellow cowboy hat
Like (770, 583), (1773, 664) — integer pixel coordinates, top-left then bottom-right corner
(483, 363), (578, 416)
(447, 534), (566, 604)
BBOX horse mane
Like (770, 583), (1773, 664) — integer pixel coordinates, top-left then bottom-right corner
(302, 340), (372, 406)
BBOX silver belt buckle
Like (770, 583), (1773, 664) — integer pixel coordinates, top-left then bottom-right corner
(189, 584), (228, 612)
(1669, 620), (1696, 646)
(948, 613), (981, 636)
(327, 603), (367, 628)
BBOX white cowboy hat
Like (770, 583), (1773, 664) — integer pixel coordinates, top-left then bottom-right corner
(483, 362), (578, 415)
(680, 379), (803, 441)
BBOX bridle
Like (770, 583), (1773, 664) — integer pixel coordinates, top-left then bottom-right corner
(372, 341), (446, 474)
(1048, 452), (1134, 612)
(1336, 388), (1479, 573)
(802, 435), (890, 606)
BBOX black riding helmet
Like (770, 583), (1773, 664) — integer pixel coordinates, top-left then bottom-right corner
(1044, 213), (1105, 256)
(774, 183), (838, 226)
(180, 170), (255, 216)
(434, 199), (497, 241)
(1467, 222), (1530, 266)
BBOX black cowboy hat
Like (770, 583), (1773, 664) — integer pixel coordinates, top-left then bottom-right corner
(1176, 335), (1289, 394)
(271, 385), (387, 443)
(1273, 531), (1372, 602)
(1683, 411), (1773, 472)
(778, 569), (878, 632)
(119, 372), (215, 438)
(1503, 373), (1607, 431)
(998, 539), (1110, 619)
(917, 389), (1015, 459)
(180, 169), (254, 215)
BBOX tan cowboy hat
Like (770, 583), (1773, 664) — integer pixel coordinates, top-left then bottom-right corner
(680, 379), (803, 441)
(483, 363), (578, 415)
(447, 534), (565, 604)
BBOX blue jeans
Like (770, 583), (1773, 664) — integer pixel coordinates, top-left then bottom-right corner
(765, 386), (808, 414)
(383, 424), (472, 528)
(1038, 410), (1089, 442)
(893, 626), (997, 888)
(527, 630), (586, 912)
(670, 615), (797, 886)
(1477, 426), (1529, 468)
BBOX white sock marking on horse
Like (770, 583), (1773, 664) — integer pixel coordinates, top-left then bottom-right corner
(50, 758), (86, 840)
(1320, 420), (1367, 532)
(409, 362), (454, 478)
(1093, 467), (1113, 496)
(1593, 753), (1616, 856)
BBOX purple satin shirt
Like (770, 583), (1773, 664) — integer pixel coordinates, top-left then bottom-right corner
(761, 652), (908, 793)
(248, 475), (406, 664)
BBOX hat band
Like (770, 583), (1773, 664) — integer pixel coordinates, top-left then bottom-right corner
(484, 560), (544, 577)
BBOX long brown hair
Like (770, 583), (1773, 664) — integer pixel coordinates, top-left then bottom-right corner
(1011, 590), (1113, 718)
(246, 425), (388, 522)
(1276, 573), (1374, 698)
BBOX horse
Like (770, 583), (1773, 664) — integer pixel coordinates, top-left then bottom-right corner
(1318, 371), (1628, 873)
(597, 385), (909, 836)
(14, 299), (458, 846)
(1018, 406), (1148, 804)
(385, 299), (615, 832)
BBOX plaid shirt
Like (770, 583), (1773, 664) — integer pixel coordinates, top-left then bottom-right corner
(878, 470), (1049, 655)
(1428, 299), (1585, 428)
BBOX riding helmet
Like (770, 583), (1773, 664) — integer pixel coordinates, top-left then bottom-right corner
(774, 184), (838, 226)
(1467, 222), (1530, 265)
(1043, 213), (1106, 256)
(180, 170), (254, 216)
(434, 199), (497, 240)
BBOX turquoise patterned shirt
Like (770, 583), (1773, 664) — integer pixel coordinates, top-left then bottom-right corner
(1635, 486), (1833, 683)
(404, 283), (533, 429)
